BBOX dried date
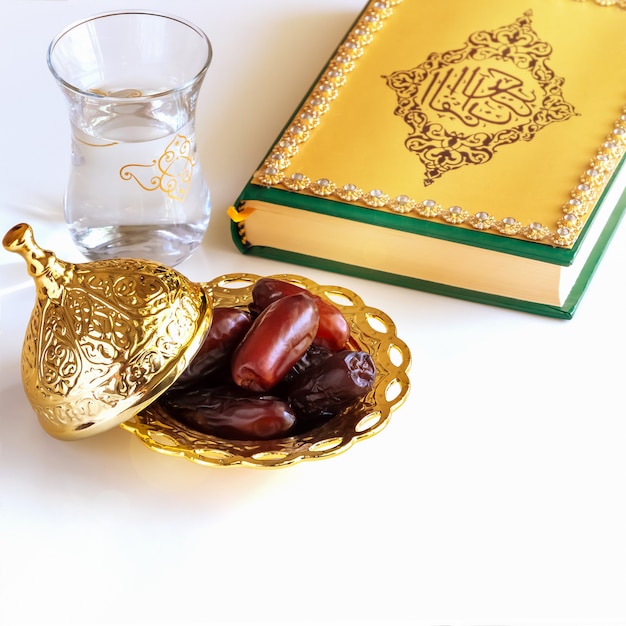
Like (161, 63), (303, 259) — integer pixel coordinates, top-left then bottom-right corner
(286, 350), (376, 419)
(163, 385), (296, 440)
(279, 343), (334, 387)
(251, 277), (350, 351)
(231, 292), (320, 391)
(174, 307), (253, 387)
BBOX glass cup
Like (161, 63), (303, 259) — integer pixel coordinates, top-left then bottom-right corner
(47, 11), (212, 267)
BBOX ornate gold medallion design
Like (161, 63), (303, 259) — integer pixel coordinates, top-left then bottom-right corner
(120, 134), (196, 201)
(383, 11), (578, 185)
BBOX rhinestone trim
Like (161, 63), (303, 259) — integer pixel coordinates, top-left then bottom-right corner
(252, 0), (626, 248)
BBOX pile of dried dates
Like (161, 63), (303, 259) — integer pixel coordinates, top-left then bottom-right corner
(160, 278), (376, 440)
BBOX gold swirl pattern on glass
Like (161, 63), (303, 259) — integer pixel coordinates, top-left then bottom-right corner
(122, 273), (412, 469)
(119, 134), (196, 201)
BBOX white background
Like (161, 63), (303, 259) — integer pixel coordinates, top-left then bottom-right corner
(1, 1), (625, 625)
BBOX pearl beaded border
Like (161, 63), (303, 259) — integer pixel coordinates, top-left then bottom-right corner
(252, 0), (626, 249)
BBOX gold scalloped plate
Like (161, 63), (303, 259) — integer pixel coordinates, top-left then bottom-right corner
(120, 273), (411, 468)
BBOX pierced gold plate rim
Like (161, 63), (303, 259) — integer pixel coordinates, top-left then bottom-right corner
(121, 273), (412, 468)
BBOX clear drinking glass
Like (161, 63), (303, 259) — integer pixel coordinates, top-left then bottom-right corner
(47, 11), (212, 266)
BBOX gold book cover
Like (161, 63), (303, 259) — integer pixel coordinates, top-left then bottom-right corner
(229, 0), (626, 318)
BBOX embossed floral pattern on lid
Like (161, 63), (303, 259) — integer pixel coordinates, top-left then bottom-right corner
(2, 223), (213, 441)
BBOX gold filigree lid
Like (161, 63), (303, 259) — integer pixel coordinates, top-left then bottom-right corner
(2, 223), (213, 440)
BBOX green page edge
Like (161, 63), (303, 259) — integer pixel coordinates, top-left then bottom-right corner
(232, 154), (624, 266)
(230, 181), (626, 319)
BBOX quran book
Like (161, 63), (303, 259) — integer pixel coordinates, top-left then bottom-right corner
(228, 0), (626, 319)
